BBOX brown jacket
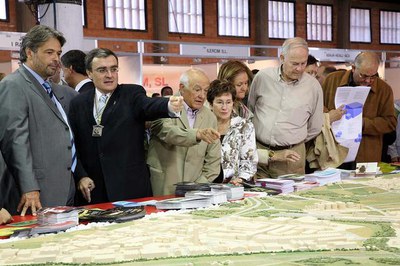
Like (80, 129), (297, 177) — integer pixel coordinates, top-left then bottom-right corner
(322, 70), (396, 162)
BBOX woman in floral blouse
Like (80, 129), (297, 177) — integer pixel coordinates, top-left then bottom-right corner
(217, 60), (254, 120)
(207, 80), (258, 185)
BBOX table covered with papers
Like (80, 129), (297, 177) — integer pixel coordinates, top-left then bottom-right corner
(1, 173), (400, 265)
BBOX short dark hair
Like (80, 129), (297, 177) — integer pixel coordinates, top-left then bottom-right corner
(85, 48), (118, 71)
(207, 79), (236, 105)
(307, 55), (319, 66)
(161, 86), (173, 96)
(20, 25), (66, 63)
(61, 50), (87, 75)
(152, 92), (160, 98)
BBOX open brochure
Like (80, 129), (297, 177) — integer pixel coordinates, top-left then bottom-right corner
(332, 86), (370, 162)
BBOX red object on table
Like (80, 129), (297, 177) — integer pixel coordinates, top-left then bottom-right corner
(1, 195), (175, 230)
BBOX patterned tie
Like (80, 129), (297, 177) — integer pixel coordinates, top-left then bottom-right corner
(98, 94), (108, 111)
(95, 94), (108, 124)
(43, 81), (57, 105)
(43, 81), (77, 172)
(71, 138), (77, 173)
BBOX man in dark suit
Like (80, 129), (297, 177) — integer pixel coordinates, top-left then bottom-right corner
(61, 49), (95, 93)
(69, 48), (183, 205)
(0, 153), (14, 223)
(0, 25), (78, 216)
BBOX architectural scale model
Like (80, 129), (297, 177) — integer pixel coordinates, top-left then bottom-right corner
(0, 174), (400, 265)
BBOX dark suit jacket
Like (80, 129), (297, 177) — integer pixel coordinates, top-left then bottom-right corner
(79, 80), (95, 94)
(0, 66), (78, 208)
(69, 84), (170, 205)
(0, 152), (20, 215)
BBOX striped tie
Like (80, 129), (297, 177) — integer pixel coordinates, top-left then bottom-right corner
(71, 137), (77, 173)
(43, 81), (57, 105)
(43, 81), (77, 172)
(98, 94), (108, 112)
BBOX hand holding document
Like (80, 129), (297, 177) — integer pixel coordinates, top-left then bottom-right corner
(331, 86), (370, 162)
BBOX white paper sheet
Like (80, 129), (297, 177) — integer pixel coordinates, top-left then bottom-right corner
(331, 86), (370, 162)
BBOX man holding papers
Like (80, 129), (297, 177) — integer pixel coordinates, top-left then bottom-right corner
(322, 52), (396, 168)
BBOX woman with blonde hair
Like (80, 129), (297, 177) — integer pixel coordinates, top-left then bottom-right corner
(218, 60), (254, 120)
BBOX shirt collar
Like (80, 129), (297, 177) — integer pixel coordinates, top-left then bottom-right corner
(95, 88), (112, 101)
(75, 78), (92, 92)
(23, 63), (46, 86)
(183, 101), (199, 117)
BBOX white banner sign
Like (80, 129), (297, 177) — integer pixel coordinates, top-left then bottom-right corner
(309, 48), (361, 62)
(180, 44), (249, 58)
(0, 32), (25, 51)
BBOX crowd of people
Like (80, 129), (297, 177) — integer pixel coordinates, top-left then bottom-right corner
(0, 25), (397, 224)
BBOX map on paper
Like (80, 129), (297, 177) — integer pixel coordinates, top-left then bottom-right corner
(1, 174), (400, 265)
(332, 86), (370, 162)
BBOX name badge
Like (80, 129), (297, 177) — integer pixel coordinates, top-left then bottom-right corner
(92, 125), (104, 137)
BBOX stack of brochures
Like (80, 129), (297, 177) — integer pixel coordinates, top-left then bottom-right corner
(11, 206), (82, 237)
(28, 221), (78, 236)
(174, 182), (211, 196)
(304, 168), (341, 186)
(155, 196), (212, 210)
(293, 181), (320, 192)
(185, 191), (228, 204)
(255, 178), (295, 194)
(277, 174), (305, 181)
(37, 206), (81, 226)
(210, 184), (244, 200)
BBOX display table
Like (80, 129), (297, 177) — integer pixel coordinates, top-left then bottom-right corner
(1, 195), (174, 227)
(1, 175), (400, 265)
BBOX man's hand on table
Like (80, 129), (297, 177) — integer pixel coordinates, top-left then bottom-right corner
(0, 208), (13, 224)
(17, 191), (42, 216)
(79, 177), (95, 203)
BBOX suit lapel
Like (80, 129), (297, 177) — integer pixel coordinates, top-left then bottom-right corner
(19, 67), (66, 124)
(100, 86), (120, 125)
(180, 108), (190, 129)
(85, 89), (96, 125)
(52, 84), (67, 109)
(193, 108), (204, 128)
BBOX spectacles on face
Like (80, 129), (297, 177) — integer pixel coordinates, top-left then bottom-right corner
(94, 66), (119, 75)
(213, 100), (233, 107)
(358, 72), (379, 81)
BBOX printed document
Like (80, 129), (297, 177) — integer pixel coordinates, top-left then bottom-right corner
(331, 86), (370, 162)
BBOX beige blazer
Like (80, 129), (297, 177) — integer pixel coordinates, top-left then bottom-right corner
(147, 106), (221, 196)
(306, 114), (348, 170)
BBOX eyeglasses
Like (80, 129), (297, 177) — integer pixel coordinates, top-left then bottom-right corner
(213, 100), (233, 107)
(94, 66), (119, 75)
(358, 72), (379, 80)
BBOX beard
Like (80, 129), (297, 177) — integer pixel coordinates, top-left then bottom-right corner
(31, 56), (58, 79)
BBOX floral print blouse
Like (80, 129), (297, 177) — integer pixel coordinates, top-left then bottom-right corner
(221, 115), (258, 181)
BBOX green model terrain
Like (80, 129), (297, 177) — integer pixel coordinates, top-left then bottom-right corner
(1, 174), (400, 266)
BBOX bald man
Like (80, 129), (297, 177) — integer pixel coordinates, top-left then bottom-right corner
(147, 68), (221, 196)
(323, 51), (396, 167)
